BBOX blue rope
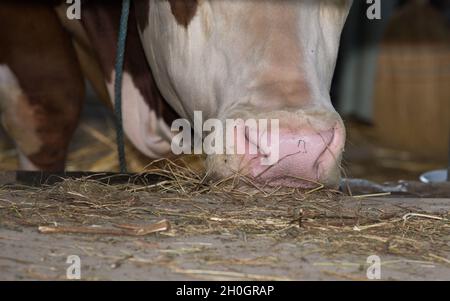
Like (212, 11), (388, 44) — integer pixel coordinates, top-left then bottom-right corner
(114, 0), (131, 173)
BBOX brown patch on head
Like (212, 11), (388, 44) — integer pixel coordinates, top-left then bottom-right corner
(168, 0), (198, 28)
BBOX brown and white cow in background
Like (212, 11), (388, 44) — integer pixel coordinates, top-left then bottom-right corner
(0, 0), (352, 188)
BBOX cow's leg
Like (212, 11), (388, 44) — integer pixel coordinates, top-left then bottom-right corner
(0, 3), (84, 171)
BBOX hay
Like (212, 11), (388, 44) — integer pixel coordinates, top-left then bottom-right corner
(0, 158), (449, 266)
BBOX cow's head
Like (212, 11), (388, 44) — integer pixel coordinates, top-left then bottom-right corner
(136, 0), (353, 188)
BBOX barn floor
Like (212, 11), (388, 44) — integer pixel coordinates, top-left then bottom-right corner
(0, 94), (449, 281)
(0, 182), (449, 281)
(1, 227), (450, 281)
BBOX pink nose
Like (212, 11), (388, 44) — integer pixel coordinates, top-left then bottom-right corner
(244, 126), (344, 188)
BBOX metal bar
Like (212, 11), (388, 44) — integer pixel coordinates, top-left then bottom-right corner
(340, 178), (450, 198)
(448, 132), (450, 181)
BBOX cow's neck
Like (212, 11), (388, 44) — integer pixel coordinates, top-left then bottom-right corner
(60, 1), (179, 125)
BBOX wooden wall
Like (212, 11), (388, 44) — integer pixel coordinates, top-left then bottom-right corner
(374, 0), (450, 160)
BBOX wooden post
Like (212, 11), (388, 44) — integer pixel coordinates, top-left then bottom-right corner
(373, 1), (450, 160)
(448, 132), (450, 181)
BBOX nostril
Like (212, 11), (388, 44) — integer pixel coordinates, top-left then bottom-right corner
(297, 139), (307, 154)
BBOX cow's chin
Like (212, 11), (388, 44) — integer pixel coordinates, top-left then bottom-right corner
(205, 153), (343, 189)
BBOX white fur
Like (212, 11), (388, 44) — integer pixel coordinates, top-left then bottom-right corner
(106, 71), (172, 158)
(0, 65), (22, 112)
(139, 0), (352, 121)
(0, 65), (43, 170)
(17, 149), (40, 171)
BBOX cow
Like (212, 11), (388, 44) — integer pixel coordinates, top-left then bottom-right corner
(0, 0), (352, 188)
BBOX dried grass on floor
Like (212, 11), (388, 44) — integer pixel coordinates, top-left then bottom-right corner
(0, 158), (449, 266)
